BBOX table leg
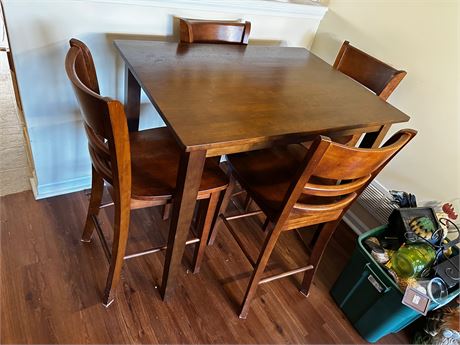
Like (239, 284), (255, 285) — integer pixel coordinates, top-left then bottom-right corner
(124, 65), (140, 132)
(160, 149), (207, 299)
(359, 124), (391, 148)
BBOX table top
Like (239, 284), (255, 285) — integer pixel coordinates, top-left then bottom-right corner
(114, 40), (410, 153)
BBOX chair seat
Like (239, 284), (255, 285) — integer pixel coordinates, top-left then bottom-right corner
(227, 144), (308, 219)
(130, 127), (227, 200)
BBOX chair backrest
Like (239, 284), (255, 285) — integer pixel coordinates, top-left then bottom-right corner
(69, 38), (100, 94)
(65, 40), (131, 194)
(281, 129), (416, 219)
(179, 18), (251, 45)
(333, 41), (406, 100)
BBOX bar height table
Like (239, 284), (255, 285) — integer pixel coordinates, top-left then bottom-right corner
(114, 40), (410, 299)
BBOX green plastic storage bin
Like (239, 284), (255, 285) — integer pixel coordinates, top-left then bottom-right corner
(331, 225), (459, 343)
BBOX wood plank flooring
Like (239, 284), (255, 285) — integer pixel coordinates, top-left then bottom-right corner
(1, 190), (409, 344)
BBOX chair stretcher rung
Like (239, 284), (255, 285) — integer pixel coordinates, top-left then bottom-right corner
(231, 190), (246, 197)
(226, 210), (263, 220)
(99, 202), (114, 209)
(124, 238), (200, 260)
(91, 215), (199, 261)
(91, 215), (111, 263)
(220, 214), (256, 267)
(258, 265), (314, 285)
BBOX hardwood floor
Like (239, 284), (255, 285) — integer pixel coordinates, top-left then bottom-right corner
(1, 190), (409, 344)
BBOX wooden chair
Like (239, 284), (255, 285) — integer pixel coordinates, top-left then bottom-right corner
(65, 39), (228, 306)
(211, 129), (416, 318)
(179, 18), (251, 44)
(331, 40), (407, 146)
(177, 18), (251, 221)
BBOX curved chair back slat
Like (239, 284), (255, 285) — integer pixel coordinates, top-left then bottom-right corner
(333, 41), (406, 100)
(313, 130), (414, 180)
(179, 18), (251, 45)
(69, 38), (100, 94)
(286, 129), (416, 216)
(302, 175), (370, 197)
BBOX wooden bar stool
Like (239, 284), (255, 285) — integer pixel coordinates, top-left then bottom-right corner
(179, 18), (251, 45)
(306, 41), (409, 244)
(211, 129), (416, 318)
(65, 39), (228, 307)
(176, 17), (252, 223)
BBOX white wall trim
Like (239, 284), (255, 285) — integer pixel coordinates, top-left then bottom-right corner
(34, 175), (91, 200)
(4, 0), (328, 20)
(343, 211), (370, 235)
(82, 0), (328, 19)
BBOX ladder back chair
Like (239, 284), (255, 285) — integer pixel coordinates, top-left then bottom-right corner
(331, 40), (407, 146)
(298, 41), (409, 246)
(177, 18), (251, 221)
(212, 129), (416, 318)
(162, 18), (251, 222)
(65, 39), (228, 306)
(179, 18), (251, 44)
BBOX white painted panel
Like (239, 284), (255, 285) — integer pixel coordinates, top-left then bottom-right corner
(3, 0), (326, 198)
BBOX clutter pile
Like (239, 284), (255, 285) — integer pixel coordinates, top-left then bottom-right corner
(363, 207), (459, 307)
(330, 195), (459, 343)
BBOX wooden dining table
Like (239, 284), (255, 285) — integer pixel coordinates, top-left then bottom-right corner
(113, 40), (410, 299)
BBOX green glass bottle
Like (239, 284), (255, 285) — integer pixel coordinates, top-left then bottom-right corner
(390, 243), (436, 278)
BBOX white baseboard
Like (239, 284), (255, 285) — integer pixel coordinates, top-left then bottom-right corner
(343, 202), (383, 235)
(33, 175), (91, 200)
(343, 213), (368, 235)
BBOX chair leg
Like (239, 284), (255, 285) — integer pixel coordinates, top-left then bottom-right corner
(261, 218), (270, 232)
(300, 220), (340, 297)
(162, 203), (171, 221)
(309, 226), (320, 248)
(243, 194), (252, 211)
(208, 175), (236, 245)
(81, 167), (104, 242)
(102, 202), (130, 307)
(192, 192), (220, 273)
(239, 222), (281, 319)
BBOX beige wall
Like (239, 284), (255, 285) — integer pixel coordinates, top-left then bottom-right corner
(311, 0), (459, 204)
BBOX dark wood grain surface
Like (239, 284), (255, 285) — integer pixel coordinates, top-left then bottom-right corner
(114, 40), (410, 153)
(0, 190), (410, 344)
